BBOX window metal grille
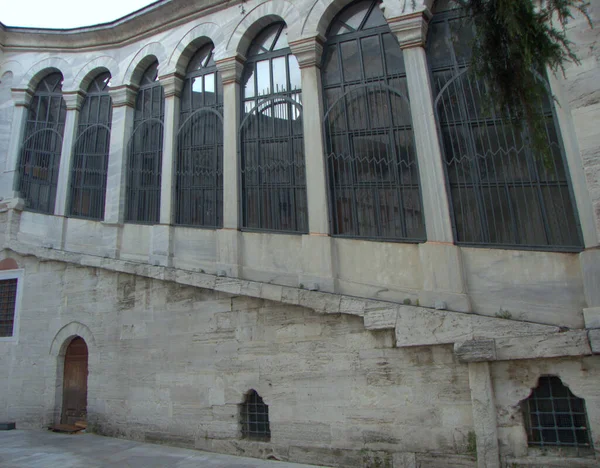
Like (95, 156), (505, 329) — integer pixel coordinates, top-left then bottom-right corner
(241, 22), (308, 233)
(0, 279), (18, 337)
(126, 61), (164, 224)
(176, 44), (224, 228)
(523, 376), (591, 448)
(240, 390), (271, 440)
(17, 73), (67, 214)
(322, 0), (425, 241)
(427, 8), (582, 250)
(69, 72), (112, 220)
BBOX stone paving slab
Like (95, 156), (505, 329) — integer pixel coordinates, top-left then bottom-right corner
(0, 430), (321, 468)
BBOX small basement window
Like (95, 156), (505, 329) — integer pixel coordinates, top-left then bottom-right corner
(522, 376), (591, 449)
(241, 390), (271, 441)
(0, 278), (17, 337)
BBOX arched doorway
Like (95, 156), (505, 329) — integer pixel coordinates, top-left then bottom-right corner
(61, 337), (88, 425)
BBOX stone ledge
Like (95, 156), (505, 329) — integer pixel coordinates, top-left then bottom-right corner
(2, 241), (576, 356)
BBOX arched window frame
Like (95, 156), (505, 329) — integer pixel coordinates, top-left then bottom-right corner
(68, 72), (112, 221)
(18, 72), (67, 214)
(426, 5), (583, 251)
(125, 61), (165, 224)
(321, 0), (426, 241)
(175, 44), (224, 228)
(240, 22), (308, 234)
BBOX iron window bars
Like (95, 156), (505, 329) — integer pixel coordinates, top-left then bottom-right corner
(523, 376), (591, 449)
(17, 73), (67, 214)
(126, 61), (165, 224)
(69, 72), (112, 221)
(176, 44), (224, 228)
(240, 22), (308, 233)
(0, 279), (18, 337)
(427, 7), (582, 250)
(321, 0), (425, 241)
(241, 390), (271, 440)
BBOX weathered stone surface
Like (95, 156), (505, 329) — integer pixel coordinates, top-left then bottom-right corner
(583, 307), (600, 329)
(455, 340), (497, 363)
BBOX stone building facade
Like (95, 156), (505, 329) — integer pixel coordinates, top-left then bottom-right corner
(0, 0), (599, 467)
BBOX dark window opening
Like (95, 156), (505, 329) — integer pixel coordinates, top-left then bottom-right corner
(522, 376), (591, 450)
(240, 390), (271, 441)
(0, 279), (18, 337)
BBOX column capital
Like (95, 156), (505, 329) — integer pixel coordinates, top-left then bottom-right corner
(387, 10), (432, 49)
(63, 91), (86, 111)
(289, 36), (325, 69)
(215, 55), (245, 85)
(11, 88), (34, 107)
(159, 72), (185, 98)
(109, 85), (138, 108)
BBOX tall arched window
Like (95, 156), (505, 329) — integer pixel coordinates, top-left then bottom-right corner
(69, 72), (112, 220)
(18, 72), (67, 214)
(322, 0), (425, 241)
(176, 44), (223, 228)
(126, 61), (164, 224)
(427, 3), (582, 249)
(240, 22), (307, 233)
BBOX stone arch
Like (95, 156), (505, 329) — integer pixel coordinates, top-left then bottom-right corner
(69, 56), (120, 92)
(50, 321), (96, 358)
(166, 22), (225, 75)
(18, 57), (71, 91)
(123, 42), (167, 87)
(0, 60), (24, 85)
(226, 0), (302, 58)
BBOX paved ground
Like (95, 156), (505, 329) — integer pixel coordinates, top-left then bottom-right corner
(0, 430), (319, 468)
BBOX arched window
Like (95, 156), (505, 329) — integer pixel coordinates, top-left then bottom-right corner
(240, 22), (307, 233)
(522, 376), (591, 449)
(240, 389), (271, 440)
(69, 72), (112, 220)
(322, 0), (425, 241)
(427, 4), (582, 249)
(126, 61), (164, 224)
(18, 72), (67, 214)
(176, 44), (223, 228)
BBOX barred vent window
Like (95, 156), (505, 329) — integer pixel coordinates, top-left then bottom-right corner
(241, 390), (271, 440)
(0, 279), (18, 337)
(322, 0), (425, 241)
(18, 73), (67, 214)
(523, 376), (591, 449)
(126, 61), (164, 224)
(240, 22), (308, 233)
(69, 72), (112, 220)
(176, 44), (224, 228)
(427, 7), (582, 250)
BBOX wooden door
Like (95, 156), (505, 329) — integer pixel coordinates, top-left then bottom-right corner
(61, 337), (88, 425)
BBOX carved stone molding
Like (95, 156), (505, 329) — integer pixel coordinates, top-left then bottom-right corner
(386, 11), (431, 49)
(10, 88), (33, 107)
(289, 37), (324, 69)
(109, 85), (138, 108)
(158, 72), (184, 98)
(63, 91), (86, 111)
(215, 55), (245, 85)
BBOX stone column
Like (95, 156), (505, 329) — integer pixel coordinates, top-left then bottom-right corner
(54, 91), (85, 217)
(468, 362), (501, 468)
(290, 37), (334, 292)
(387, 12), (471, 312)
(2, 88), (32, 202)
(215, 55), (244, 277)
(104, 85), (137, 225)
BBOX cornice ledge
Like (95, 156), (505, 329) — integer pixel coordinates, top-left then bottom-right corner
(386, 10), (432, 49)
(10, 88), (34, 107)
(289, 36), (325, 69)
(215, 55), (245, 85)
(63, 90), (87, 111)
(159, 72), (185, 98)
(109, 84), (138, 108)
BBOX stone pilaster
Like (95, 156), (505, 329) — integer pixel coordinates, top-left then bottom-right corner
(54, 91), (85, 217)
(104, 85), (137, 225)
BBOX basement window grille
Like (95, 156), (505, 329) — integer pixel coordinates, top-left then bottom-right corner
(0, 279), (18, 337)
(523, 376), (591, 449)
(241, 390), (271, 441)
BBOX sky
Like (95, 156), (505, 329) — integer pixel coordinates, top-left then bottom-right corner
(0, 0), (158, 29)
